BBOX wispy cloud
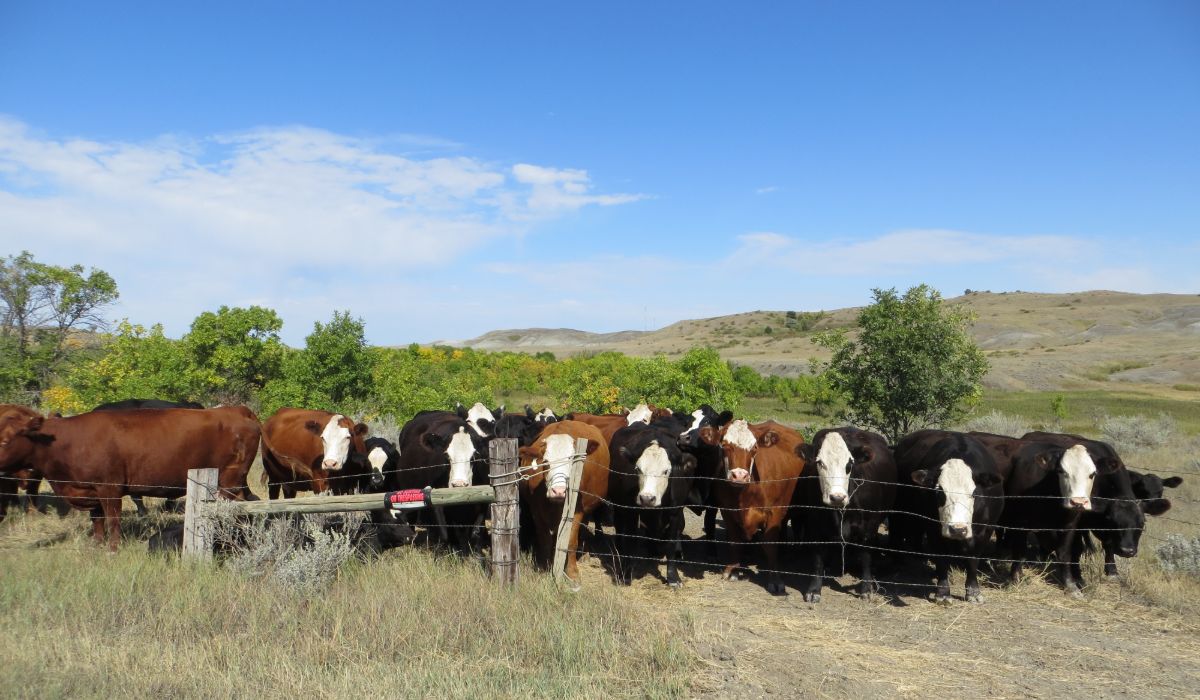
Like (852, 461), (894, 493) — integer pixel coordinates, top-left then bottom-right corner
(755, 185), (780, 195)
(0, 116), (646, 340)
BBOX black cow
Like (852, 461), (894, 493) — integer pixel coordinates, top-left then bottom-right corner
(395, 411), (489, 549)
(675, 405), (734, 545)
(1023, 431), (1158, 586)
(609, 423), (697, 588)
(793, 427), (896, 602)
(492, 405), (550, 447)
(92, 398), (205, 515)
(894, 432), (1003, 603)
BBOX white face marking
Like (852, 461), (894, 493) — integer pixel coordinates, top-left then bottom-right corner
(681, 409), (705, 438)
(536, 408), (556, 422)
(723, 420), (757, 451)
(446, 428), (476, 487)
(465, 403), (494, 438)
(320, 415), (351, 471)
(816, 432), (853, 507)
(937, 459), (976, 539)
(1059, 445), (1097, 510)
(626, 403), (652, 425)
(541, 433), (577, 498)
(635, 441), (672, 506)
(367, 446), (388, 472)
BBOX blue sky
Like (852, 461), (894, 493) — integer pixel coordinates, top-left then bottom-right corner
(1, 2), (1197, 345)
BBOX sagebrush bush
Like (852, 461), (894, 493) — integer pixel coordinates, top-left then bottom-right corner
(1100, 413), (1176, 453)
(959, 410), (1032, 437)
(1157, 534), (1200, 578)
(206, 503), (366, 594)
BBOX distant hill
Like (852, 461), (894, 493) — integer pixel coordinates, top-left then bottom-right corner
(437, 291), (1200, 393)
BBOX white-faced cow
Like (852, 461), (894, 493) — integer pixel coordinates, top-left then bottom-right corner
(893, 432), (1003, 603)
(793, 427), (896, 602)
(261, 408), (372, 498)
(395, 411), (489, 549)
(610, 423), (697, 588)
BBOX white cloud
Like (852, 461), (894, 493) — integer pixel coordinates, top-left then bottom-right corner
(0, 116), (645, 341)
(755, 185), (780, 195)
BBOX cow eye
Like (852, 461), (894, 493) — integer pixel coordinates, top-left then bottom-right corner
(1088, 473), (1095, 480)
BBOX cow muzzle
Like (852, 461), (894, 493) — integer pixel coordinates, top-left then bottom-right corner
(369, 470), (384, 489)
(449, 478), (470, 488)
(945, 524), (971, 541)
(322, 459), (341, 470)
(728, 468), (750, 484)
(637, 492), (659, 507)
(1067, 497), (1091, 510)
(547, 485), (567, 501)
(826, 493), (848, 508)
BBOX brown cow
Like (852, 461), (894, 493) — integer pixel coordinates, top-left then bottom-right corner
(709, 419), (806, 595)
(260, 408), (372, 498)
(564, 403), (660, 444)
(0, 404), (259, 551)
(518, 420), (610, 587)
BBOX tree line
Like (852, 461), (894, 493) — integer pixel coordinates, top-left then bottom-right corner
(3, 251), (988, 442)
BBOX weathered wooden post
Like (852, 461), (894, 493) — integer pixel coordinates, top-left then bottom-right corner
(552, 437), (588, 585)
(182, 467), (219, 562)
(489, 438), (520, 586)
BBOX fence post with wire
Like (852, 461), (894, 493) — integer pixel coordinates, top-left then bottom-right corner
(551, 437), (588, 586)
(489, 437), (520, 586)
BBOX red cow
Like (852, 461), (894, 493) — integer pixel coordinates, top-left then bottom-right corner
(260, 408), (371, 498)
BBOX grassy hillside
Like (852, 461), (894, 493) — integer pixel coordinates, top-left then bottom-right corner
(448, 291), (1200, 392)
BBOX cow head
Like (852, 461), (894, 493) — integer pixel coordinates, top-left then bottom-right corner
(0, 406), (44, 471)
(305, 414), (368, 471)
(719, 419), (775, 484)
(1033, 444), (1097, 510)
(535, 407), (558, 424)
(626, 403), (653, 426)
(520, 432), (598, 502)
(458, 402), (500, 439)
(803, 431), (867, 508)
(912, 459), (1001, 541)
(619, 438), (693, 507)
(365, 442), (393, 490)
(679, 405), (733, 449)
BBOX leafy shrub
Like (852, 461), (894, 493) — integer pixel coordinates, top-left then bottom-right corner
(1156, 534), (1200, 578)
(1100, 413), (1176, 453)
(959, 410), (1031, 437)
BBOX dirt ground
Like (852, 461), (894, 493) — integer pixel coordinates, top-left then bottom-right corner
(573, 511), (1200, 699)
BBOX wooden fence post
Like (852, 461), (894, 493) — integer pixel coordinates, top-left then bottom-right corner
(489, 438), (520, 586)
(183, 468), (219, 562)
(552, 437), (588, 585)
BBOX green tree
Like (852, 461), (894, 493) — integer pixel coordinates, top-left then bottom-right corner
(0, 251), (119, 395)
(815, 284), (988, 442)
(183, 305), (285, 404)
(63, 321), (193, 408)
(285, 310), (374, 412)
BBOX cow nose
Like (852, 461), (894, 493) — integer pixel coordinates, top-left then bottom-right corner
(638, 493), (657, 507)
(1118, 546), (1137, 558)
(548, 486), (567, 501)
(948, 524), (970, 539)
(729, 469), (749, 483)
(828, 493), (847, 507)
(450, 478), (469, 488)
(1069, 497), (1090, 509)
(322, 459), (339, 470)
(369, 471), (384, 488)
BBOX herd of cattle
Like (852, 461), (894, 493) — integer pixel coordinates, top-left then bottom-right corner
(0, 399), (1184, 602)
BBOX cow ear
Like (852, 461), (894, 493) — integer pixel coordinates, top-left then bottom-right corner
(354, 423), (369, 437)
(304, 420), (322, 435)
(525, 405), (535, 419)
(1033, 451), (1058, 471)
(422, 432), (446, 451)
(680, 453), (697, 474)
(585, 440), (600, 456)
(759, 430), (779, 448)
(518, 446), (536, 466)
(494, 405), (505, 420)
(618, 445), (631, 460)
(853, 446), (874, 464)
(1144, 498), (1172, 516)
(455, 403), (468, 419)
(910, 469), (929, 485)
(1096, 457), (1121, 474)
(1163, 476), (1183, 488)
(795, 443), (813, 462)
(716, 411), (734, 427)
(698, 426), (718, 445)
(975, 473), (1003, 489)
(17, 415), (46, 437)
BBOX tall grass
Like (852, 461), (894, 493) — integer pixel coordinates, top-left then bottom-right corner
(0, 533), (693, 699)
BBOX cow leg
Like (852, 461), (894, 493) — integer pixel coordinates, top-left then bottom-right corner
(858, 547), (879, 600)
(564, 510), (586, 589)
(804, 543), (825, 603)
(1103, 544), (1119, 578)
(1006, 528), (1027, 584)
(1057, 533), (1082, 597)
(131, 495), (149, 517)
(612, 507), (638, 585)
(90, 506), (105, 543)
(703, 505), (718, 551)
(0, 476), (14, 523)
(98, 497), (122, 552)
(934, 556), (952, 603)
(761, 524), (787, 596)
(965, 554), (983, 603)
(722, 514), (747, 581)
(663, 509), (684, 589)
